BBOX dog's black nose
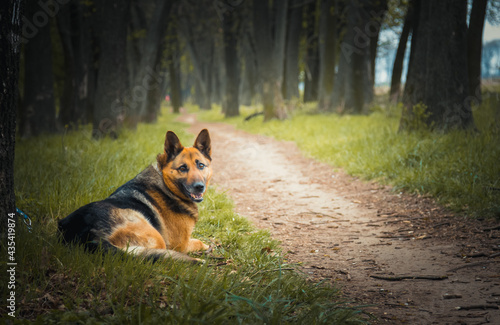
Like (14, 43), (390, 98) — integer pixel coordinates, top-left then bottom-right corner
(193, 182), (205, 193)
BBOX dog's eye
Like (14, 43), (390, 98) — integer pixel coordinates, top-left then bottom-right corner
(197, 162), (205, 170)
(178, 165), (188, 173)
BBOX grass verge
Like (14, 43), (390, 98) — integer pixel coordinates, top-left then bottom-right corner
(197, 92), (500, 219)
(2, 108), (366, 324)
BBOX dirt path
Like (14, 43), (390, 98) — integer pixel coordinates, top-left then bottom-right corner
(182, 114), (500, 324)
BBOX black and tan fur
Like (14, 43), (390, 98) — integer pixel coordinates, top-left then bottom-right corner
(58, 129), (213, 263)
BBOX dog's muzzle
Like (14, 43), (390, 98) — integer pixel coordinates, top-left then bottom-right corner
(187, 182), (205, 202)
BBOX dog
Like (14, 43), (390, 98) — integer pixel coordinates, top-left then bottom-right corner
(58, 129), (212, 263)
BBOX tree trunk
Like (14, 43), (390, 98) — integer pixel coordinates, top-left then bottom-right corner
(283, 0), (303, 100)
(21, 0), (57, 136)
(368, 1), (387, 100)
(202, 50), (214, 109)
(253, 0), (289, 121)
(332, 0), (380, 114)
(317, 0), (337, 111)
(92, 0), (130, 138)
(401, 0), (474, 131)
(168, 21), (183, 114)
(128, 0), (148, 86)
(57, 0), (91, 128)
(389, 2), (413, 103)
(169, 58), (182, 113)
(467, 0), (487, 103)
(239, 31), (258, 105)
(253, 0), (274, 120)
(211, 53), (223, 106)
(178, 33), (212, 110)
(86, 33), (99, 125)
(177, 1), (218, 111)
(0, 0), (23, 237)
(129, 0), (173, 123)
(303, 1), (319, 103)
(222, 8), (241, 117)
(143, 42), (167, 123)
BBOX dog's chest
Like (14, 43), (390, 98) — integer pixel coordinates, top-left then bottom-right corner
(160, 212), (197, 252)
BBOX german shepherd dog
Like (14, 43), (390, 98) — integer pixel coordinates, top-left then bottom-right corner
(58, 129), (212, 263)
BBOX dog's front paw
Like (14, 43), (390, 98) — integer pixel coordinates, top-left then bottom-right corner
(201, 242), (210, 251)
(187, 238), (209, 252)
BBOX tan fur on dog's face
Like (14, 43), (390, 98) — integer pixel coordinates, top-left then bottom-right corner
(157, 129), (212, 203)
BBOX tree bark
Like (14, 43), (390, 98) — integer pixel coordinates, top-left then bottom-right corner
(0, 0), (23, 237)
(21, 0), (57, 136)
(169, 57), (182, 113)
(253, 0), (289, 121)
(211, 48), (223, 106)
(143, 40), (167, 123)
(222, 7), (241, 117)
(130, 0), (173, 123)
(283, 0), (303, 100)
(177, 0), (218, 110)
(92, 0), (131, 138)
(389, 2), (413, 103)
(332, 0), (384, 114)
(401, 0), (474, 131)
(303, 1), (319, 103)
(168, 21), (183, 114)
(239, 31), (257, 105)
(128, 0), (148, 86)
(317, 0), (337, 111)
(57, 0), (91, 128)
(467, 0), (487, 103)
(368, 1), (387, 97)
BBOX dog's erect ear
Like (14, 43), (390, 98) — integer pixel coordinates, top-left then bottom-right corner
(164, 131), (184, 161)
(194, 129), (211, 160)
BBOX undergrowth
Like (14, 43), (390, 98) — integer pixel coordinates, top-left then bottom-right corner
(198, 91), (500, 219)
(1, 108), (366, 323)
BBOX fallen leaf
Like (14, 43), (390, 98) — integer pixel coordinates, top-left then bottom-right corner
(261, 247), (273, 254)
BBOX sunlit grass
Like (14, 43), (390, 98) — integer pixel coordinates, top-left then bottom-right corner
(198, 93), (500, 218)
(5, 107), (366, 323)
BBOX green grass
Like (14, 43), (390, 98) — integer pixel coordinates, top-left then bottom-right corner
(197, 91), (500, 219)
(2, 108), (366, 323)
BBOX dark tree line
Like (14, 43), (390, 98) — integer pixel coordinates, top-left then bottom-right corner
(12, 0), (496, 139)
(177, 0), (490, 130)
(18, 0), (181, 138)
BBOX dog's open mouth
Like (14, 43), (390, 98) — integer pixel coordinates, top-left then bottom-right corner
(189, 192), (204, 202)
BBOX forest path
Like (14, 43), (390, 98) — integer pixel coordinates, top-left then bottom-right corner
(180, 114), (500, 324)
